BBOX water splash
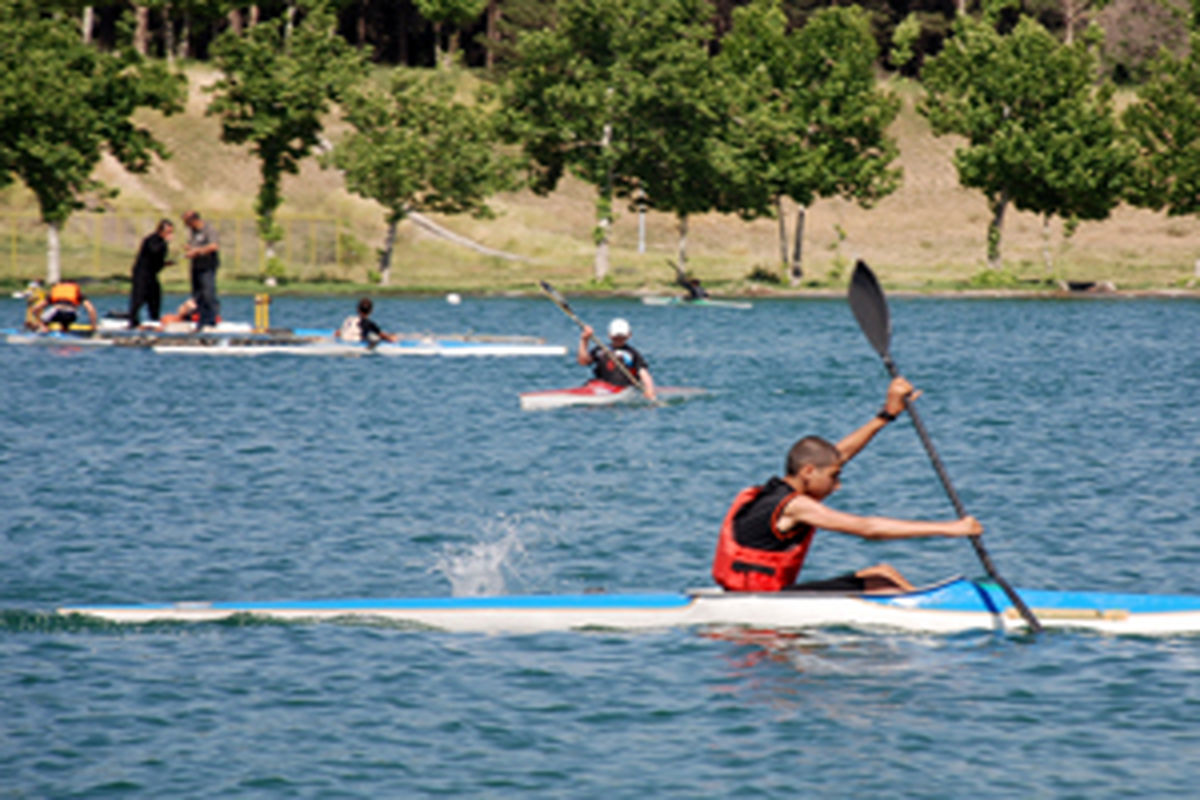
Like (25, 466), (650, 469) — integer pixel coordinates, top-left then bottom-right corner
(432, 512), (553, 597)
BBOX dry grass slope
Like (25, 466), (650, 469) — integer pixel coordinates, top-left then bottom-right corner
(1, 68), (1197, 293)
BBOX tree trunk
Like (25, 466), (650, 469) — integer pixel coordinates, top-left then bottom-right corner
(594, 110), (613, 283)
(486, 0), (500, 69)
(282, 4), (293, 39)
(81, 5), (94, 44)
(1042, 215), (1053, 272)
(179, 10), (191, 59)
(1063, 0), (1076, 45)
(46, 222), (62, 286)
(227, 9), (243, 36)
(358, 0), (368, 48)
(163, 4), (175, 66)
(396, 3), (409, 65)
(776, 195), (788, 269)
(379, 218), (398, 285)
(676, 213), (689, 266)
(790, 205), (806, 284)
(134, 4), (150, 55)
(987, 193), (1008, 271)
(434, 21), (446, 68)
(637, 203), (646, 254)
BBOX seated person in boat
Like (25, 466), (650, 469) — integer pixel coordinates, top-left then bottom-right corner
(713, 376), (981, 594)
(159, 297), (218, 328)
(678, 275), (709, 301)
(334, 297), (398, 345)
(29, 281), (98, 332)
(576, 317), (657, 401)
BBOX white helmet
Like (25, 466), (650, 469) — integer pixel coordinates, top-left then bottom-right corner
(608, 318), (632, 338)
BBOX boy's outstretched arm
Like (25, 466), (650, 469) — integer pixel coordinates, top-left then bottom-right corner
(836, 376), (918, 464)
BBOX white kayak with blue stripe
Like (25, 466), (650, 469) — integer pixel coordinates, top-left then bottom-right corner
(56, 576), (1200, 635)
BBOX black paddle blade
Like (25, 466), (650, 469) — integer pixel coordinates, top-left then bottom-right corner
(848, 260), (892, 360)
(539, 280), (568, 307)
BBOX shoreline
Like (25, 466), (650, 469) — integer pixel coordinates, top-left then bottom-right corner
(7, 278), (1200, 302)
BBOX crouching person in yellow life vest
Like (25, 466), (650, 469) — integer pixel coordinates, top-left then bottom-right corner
(30, 281), (99, 333)
(713, 376), (982, 594)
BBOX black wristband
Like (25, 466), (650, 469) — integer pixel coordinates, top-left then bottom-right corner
(876, 408), (897, 422)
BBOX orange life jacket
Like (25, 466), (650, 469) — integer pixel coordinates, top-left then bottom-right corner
(712, 485), (814, 592)
(49, 282), (82, 306)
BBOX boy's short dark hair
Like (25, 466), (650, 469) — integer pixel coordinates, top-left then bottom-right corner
(786, 436), (841, 476)
(357, 297), (373, 315)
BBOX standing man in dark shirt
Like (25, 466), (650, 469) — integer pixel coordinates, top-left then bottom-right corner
(576, 317), (658, 400)
(182, 210), (220, 329)
(127, 218), (174, 327)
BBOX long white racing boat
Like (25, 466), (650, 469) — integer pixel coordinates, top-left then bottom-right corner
(153, 335), (567, 358)
(3, 326), (567, 357)
(55, 576), (1200, 636)
(519, 380), (707, 410)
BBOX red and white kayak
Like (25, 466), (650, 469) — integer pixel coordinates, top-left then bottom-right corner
(519, 380), (706, 411)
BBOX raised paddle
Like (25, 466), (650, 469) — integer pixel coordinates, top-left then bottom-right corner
(848, 260), (1043, 634)
(539, 280), (657, 403)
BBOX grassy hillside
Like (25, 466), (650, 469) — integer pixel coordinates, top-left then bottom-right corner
(2, 67), (1198, 294)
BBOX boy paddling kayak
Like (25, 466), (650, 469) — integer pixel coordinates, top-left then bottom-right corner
(713, 376), (982, 593)
(576, 317), (658, 402)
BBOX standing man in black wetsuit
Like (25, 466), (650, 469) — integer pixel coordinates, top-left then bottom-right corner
(127, 218), (174, 327)
(182, 210), (220, 329)
(576, 317), (658, 401)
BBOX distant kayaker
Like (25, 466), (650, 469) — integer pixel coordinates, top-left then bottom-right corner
(335, 297), (398, 345)
(679, 276), (709, 302)
(30, 281), (99, 332)
(668, 260), (709, 301)
(577, 317), (658, 401)
(713, 376), (982, 594)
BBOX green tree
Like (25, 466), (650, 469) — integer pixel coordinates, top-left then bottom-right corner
(715, 1), (900, 282)
(922, 15), (1129, 271)
(327, 69), (518, 284)
(504, 0), (725, 281)
(414, 0), (488, 68)
(207, 0), (365, 272)
(0, 1), (184, 283)
(609, 0), (723, 267)
(1124, 32), (1200, 236)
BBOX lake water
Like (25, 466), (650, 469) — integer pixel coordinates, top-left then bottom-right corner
(2, 292), (1199, 798)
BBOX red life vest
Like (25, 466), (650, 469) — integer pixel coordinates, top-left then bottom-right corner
(711, 485), (815, 592)
(49, 282), (82, 306)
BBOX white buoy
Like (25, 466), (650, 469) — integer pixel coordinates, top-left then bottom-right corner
(446, 293), (462, 305)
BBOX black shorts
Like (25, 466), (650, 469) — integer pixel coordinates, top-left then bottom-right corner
(41, 307), (78, 329)
(784, 572), (867, 593)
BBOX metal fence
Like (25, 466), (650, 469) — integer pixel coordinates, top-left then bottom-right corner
(2, 213), (373, 284)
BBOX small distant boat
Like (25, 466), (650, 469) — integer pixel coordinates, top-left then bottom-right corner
(519, 380), (707, 411)
(641, 296), (752, 310)
(55, 576), (1200, 636)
